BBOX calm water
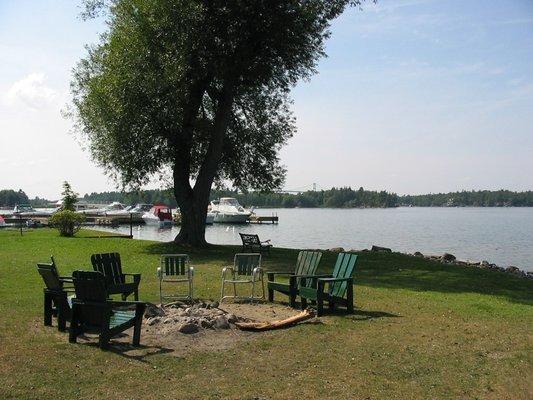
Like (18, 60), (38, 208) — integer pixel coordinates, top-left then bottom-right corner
(91, 207), (533, 272)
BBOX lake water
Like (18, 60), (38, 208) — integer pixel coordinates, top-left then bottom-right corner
(91, 207), (533, 272)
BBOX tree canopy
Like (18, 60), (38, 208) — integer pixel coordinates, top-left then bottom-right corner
(70, 0), (363, 245)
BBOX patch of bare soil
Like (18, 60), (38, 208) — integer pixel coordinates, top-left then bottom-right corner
(74, 301), (312, 358)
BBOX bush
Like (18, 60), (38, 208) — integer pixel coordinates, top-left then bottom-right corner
(49, 211), (85, 237)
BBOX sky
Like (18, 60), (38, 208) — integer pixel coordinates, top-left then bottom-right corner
(0, 0), (532, 199)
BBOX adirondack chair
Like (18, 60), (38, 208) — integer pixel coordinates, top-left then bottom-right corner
(267, 250), (322, 307)
(37, 259), (73, 332)
(239, 233), (272, 254)
(69, 271), (146, 349)
(220, 253), (264, 302)
(91, 253), (141, 300)
(157, 254), (194, 304)
(299, 252), (358, 316)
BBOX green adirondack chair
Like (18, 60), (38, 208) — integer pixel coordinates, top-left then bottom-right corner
(91, 253), (141, 301)
(267, 250), (322, 307)
(69, 271), (146, 350)
(37, 258), (73, 332)
(299, 252), (358, 316)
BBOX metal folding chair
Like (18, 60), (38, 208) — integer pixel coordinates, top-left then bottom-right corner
(157, 254), (194, 304)
(220, 253), (264, 303)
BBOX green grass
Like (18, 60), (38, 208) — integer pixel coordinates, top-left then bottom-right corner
(1, 228), (532, 399)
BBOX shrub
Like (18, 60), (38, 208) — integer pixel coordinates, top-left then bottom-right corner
(49, 210), (85, 237)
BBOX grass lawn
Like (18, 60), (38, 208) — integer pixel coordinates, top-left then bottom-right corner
(0, 228), (532, 399)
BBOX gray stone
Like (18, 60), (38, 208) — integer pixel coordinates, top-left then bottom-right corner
(144, 303), (166, 318)
(147, 317), (160, 326)
(371, 245), (391, 252)
(329, 247), (345, 253)
(413, 251), (423, 257)
(207, 301), (220, 309)
(226, 313), (237, 323)
(441, 253), (456, 262)
(178, 323), (199, 334)
(214, 315), (230, 329)
(200, 318), (214, 329)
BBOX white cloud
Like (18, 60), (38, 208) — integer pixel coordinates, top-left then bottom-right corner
(3, 72), (58, 109)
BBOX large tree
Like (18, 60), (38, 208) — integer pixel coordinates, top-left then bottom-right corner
(71, 0), (363, 246)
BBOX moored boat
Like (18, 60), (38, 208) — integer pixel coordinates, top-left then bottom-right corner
(209, 197), (251, 223)
(142, 204), (173, 228)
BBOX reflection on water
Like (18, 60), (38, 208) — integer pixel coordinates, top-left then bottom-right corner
(92, 207), (533, 271)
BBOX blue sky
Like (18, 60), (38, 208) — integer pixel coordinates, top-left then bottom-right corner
(1, 0), (532, 198)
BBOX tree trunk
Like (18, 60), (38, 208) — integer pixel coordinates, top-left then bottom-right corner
(172, 79), (235, 247)
(173, 184), (209, 247)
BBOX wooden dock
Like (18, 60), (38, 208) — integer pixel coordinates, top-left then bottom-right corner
(248, 214), (279, 224)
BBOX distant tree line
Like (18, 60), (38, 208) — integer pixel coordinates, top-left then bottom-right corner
(0, 190), (29, 207)
(2, 188), (532, 209)
(401, 190), (533, 207)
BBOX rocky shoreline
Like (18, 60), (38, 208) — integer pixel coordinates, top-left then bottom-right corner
(327, 245), (533, 280)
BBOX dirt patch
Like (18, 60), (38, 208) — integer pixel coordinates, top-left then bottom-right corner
(73, 301), (312, 358)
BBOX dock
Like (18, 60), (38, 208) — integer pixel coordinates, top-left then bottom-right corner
(248, 214), (279, 224)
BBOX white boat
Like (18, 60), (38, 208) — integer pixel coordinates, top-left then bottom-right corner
(12, 204), (57, 217)
(209, 197), (251, 223)
(142, 205), (173, 228)
(205, 212), (215, 225)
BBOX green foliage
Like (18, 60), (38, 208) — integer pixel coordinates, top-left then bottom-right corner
(48, 211), (86, 237)
(0, 189), (29, 207)
(401, 190), (533, 207)
(61, 181), (78, 211)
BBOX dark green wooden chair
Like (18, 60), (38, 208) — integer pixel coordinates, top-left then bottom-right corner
(69, 271), (146, 350)
(267, 250), (322, 307)
(299, 252), (358, 316)
(91, 253), (141, 300)
(37, 258), (73, 332)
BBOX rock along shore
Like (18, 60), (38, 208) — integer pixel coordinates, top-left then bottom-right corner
(326, 246), (532, 280)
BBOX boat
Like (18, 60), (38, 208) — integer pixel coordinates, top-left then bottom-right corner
(12, 204), (57, 217)
(142, 204), (173, 228)
(209, 197), (252, 223)
(173, 210), (216, 225)
(205, 212), (215, 225)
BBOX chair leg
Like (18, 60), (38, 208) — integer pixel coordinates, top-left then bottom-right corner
(233, 282), (237, 298)
(251, 281), (256, 303)
(69, 309), (79, 344)
(346, 281), (354, 314)
(268, 287), (274, 302)
(99, 333), (110, 350)
(317, 292), (324, 317)
(301, 297), (308, 310)
(133, 305), (144, 346)
(44, 292), (53, 327)
(134, 289), (139, 301)
(220, 280), (226, 302)
(57, 312), (67, 332)
(261, 277), (265, 299)
(159, 279), (163, 305)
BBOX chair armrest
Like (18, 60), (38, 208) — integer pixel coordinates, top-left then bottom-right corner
(221, 266), (234, 280)
(108, 300), (146, 307)
(261, 240), (272, 244)
(291, 274), (332, 279)
(188, 266), (194, 278)
(266, 271), (292, 281)
(317, 277), (353, 283)
(294, 274), (332, 289)
(59, 276), (73, 282)
(252, 267), (263, 280)
(123, 273), (141, 283)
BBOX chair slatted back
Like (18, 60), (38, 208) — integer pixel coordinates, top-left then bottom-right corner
(161, 254), (189, 276)
(329, 253), (358, 298)
(72, 271), (109, 326)
(240, 233), (260, 246)
(294, 250), (322, 288)
(294, 251), (322, 276)
(37, 263), (63, 291)
(234, 253), (261, 276)
(91, 253), (125, 285)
